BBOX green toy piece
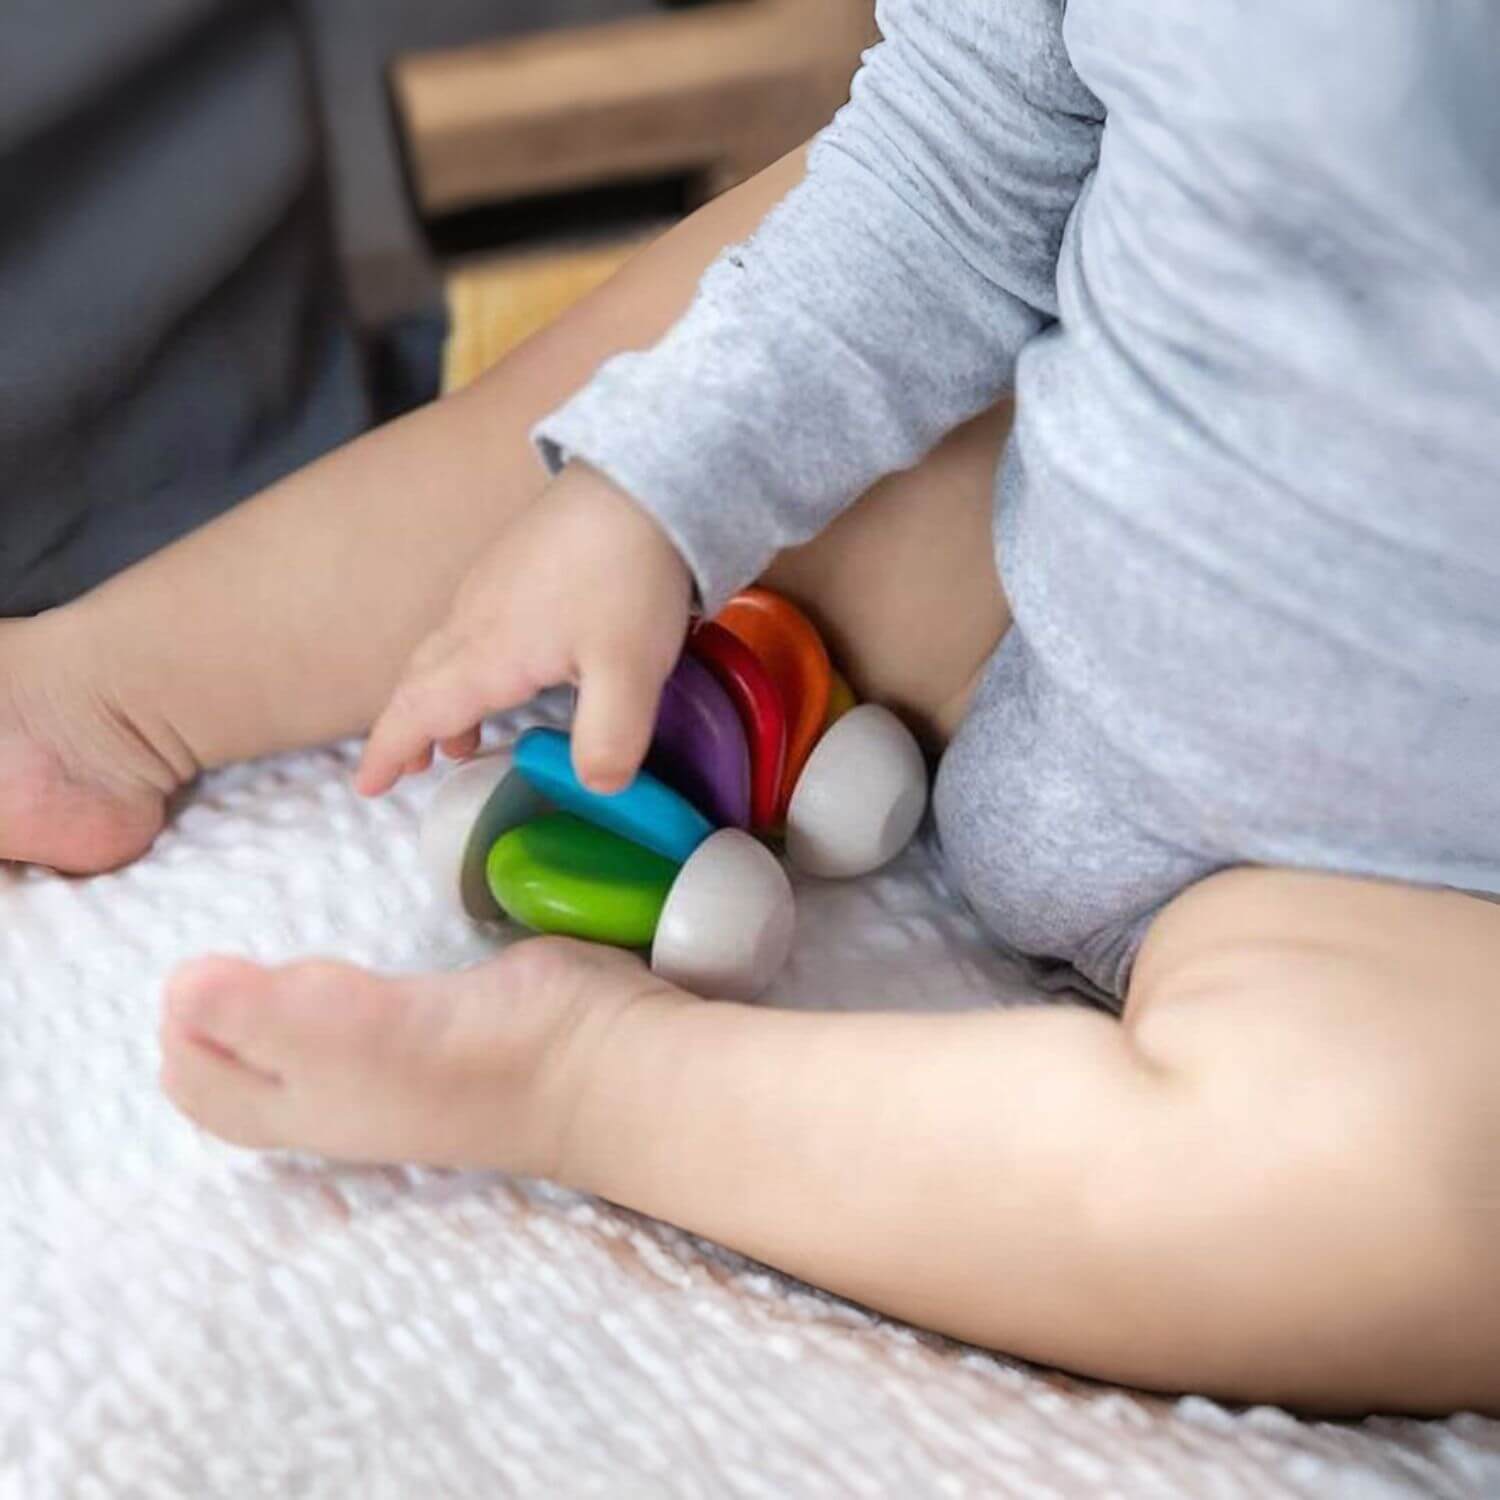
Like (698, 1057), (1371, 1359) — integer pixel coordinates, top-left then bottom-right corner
(485, 813), (679, 948)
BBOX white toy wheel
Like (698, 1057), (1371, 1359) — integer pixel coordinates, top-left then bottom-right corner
(785, 704), (928, 880)
(421, 751), (553, 920)
(651, 829), (795, 1001)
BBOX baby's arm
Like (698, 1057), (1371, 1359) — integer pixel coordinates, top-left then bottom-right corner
(538, 0), (1105, 613)
(362, 0), (1103, 791)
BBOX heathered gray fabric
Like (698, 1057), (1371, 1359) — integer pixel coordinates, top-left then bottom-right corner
(537, 0), (1500, 998)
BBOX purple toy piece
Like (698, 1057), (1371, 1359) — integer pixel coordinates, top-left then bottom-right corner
(647, 655), (752, 829)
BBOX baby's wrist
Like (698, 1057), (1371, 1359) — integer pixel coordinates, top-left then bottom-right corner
(552, 460), (696, 607)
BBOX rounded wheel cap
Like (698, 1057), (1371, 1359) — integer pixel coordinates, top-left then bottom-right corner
(421, 751), (552, 920)
(651, 830), (796, 1001)
(785, 705), (928, 880)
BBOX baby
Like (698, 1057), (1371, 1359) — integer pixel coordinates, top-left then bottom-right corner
(4, 0), (1496, 1414)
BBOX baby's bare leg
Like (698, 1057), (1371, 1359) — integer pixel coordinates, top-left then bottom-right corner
(68, 149), (812, 773)
(0, 150), (805, 871)
(163, 865), (1500, 1414)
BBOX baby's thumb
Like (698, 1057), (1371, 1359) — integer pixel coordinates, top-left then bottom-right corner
(571, 651), (664, 795)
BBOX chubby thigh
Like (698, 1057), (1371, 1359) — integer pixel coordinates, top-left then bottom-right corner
(761, 404), (1014, 751)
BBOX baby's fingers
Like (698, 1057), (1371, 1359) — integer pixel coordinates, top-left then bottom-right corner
(439, 726), (483, 762)
(571, 650), (664, 795)
(357, 648), (532, 797)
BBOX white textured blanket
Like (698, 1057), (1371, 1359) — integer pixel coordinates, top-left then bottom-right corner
(4, 706), (1497, 1498)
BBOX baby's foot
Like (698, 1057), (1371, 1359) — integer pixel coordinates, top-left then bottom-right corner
(159, 938), (677, 1172)
(0, 612), (187, 872)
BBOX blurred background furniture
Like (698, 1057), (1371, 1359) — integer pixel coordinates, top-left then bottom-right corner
(391, 0), (877, 220)
(303, 1), (637, 335)
(0, 1), (870, 608)
(303, 0), (875, 405)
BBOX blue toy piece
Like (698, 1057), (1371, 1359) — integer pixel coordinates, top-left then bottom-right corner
(513, 727), (715, 866)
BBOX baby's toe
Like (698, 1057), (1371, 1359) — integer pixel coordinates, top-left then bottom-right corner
(163, 955), (285, 1080)
(159, 1024), (284, 1149)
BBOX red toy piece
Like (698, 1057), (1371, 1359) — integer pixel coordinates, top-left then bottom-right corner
(688, 620), (789, 832)
(714, 588), (832, 821)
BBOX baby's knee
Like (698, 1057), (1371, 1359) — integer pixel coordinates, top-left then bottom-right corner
(1111, 984), (1500, 1410)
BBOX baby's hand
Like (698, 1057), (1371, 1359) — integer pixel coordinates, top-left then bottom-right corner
(356, 463), (692, 797)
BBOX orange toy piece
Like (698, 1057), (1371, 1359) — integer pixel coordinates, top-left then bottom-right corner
(714, 588), (832, 820)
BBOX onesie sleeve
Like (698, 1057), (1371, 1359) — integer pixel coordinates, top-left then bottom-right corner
(533, 0), (1103, 614)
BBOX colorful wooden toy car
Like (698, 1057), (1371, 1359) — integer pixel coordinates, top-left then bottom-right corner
(421, 589), (929, 999)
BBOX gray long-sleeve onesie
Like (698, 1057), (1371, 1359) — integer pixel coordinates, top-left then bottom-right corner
(538, 0), (1500, 998)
